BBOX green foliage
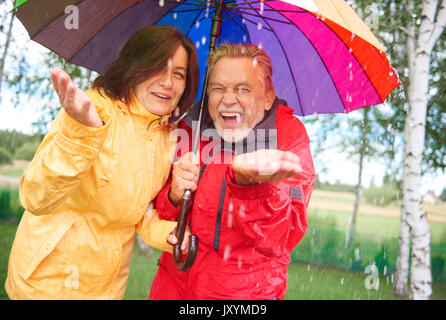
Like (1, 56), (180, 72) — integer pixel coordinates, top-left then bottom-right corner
(363, 183), (399, 206)
(374, 243), (390, 275)
(0, 147), (13, 165)
(440, 188), (446, 202)
(14, 141), (40, 161)
(432, 255), (445, 284)
(0, 187), (23, 223)
(0, 130), (42, 155)
(314, 179), (357, 193)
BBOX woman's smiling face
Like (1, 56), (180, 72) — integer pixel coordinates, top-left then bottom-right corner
(134, 45), (188, 116)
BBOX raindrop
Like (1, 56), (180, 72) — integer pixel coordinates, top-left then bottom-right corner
(260, 0), (264, 14)
(310, 275), (313, 282)
(389, 71), (394, 77)
(238, 255), (242, 269)
(350, 71), (353, 81)
(227, 212), (233, 228)
(257, 22), (263, 30)
(239, 205), (245, 218)
(349, 47), (353, 53)
(354, 248), (360, 261)
(348, 62), (352, 69)
(223, 245), (231, 261)
(167, 58), (173, 68)
(159, 0), (164, 7)
(174, 106), (180, 117)
(351, 33), (355, 42)
(242, 18), (246, 24)
(243, 35), (247, 42)
(341, 278), (344, 286)
(252, 57), (258, 67)
(201, 36), (207, 45)
(258, 42), (263, 49)
(307, 264), (311, 271)
(195, 21), (200, 29)
(384, 265), (387, 276)
(195, 41), (200, 49)
(173, 13), (177, 20)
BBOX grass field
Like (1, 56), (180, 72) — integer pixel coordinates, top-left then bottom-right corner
(2, 221), (446, 300)
(1, 172), (445, 299)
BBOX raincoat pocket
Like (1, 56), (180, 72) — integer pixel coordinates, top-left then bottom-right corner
(22, 216), (75, 281)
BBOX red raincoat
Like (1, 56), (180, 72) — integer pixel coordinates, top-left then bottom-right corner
(149, 99), (315, 300)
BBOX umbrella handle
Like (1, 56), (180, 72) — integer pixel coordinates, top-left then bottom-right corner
(173, 190), (199, 271)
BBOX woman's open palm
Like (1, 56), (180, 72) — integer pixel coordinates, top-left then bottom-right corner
(50, 68), (102, 128)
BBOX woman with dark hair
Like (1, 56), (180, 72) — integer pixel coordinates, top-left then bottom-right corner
(5, 25), (199, 299)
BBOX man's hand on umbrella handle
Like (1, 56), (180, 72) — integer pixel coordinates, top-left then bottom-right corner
(168, 152), (200, 206)
(168, 226), (191, 253)
(50, 68), (103, 128)
(232, 149), (302, 185)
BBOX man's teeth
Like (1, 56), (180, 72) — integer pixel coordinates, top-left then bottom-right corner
(221, 112), (240, 117)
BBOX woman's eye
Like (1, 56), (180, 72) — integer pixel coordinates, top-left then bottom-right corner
(175, 72), (186, 79)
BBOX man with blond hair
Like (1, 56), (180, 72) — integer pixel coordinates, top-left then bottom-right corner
(149, 43), (315, 300)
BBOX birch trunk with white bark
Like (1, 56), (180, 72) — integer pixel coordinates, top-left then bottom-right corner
(398, 0), (446, 300)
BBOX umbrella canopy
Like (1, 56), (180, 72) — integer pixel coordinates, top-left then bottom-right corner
(14, 0), (400, 116)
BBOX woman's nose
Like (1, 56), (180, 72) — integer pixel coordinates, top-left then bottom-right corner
(159, 70), (173, 88)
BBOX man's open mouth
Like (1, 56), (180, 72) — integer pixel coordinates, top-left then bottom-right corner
(220, 112), (243, 127)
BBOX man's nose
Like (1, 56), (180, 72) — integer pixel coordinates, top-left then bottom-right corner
(222, 89), (237, 105)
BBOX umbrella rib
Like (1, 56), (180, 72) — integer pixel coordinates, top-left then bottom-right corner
(226, 6), (306, 13)
(152, 0), (207, 6)
(229, 0), (275, 6)
(262, 3), (347, 114)
(185, 6), (208, 35)
(233, 8), (295, 25)
(244, 1), (304, 114)
(225, 7), (273, 31)
(310, 11), (385, 107)
(171, 8), (205, 13)
(221, 8), (251, 35)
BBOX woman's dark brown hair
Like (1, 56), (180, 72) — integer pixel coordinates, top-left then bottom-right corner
(93, 25), (199, 122)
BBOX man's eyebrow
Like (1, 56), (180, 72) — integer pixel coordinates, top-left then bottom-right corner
(174, 66), (187, 71)
(209, 81), (225, 87)
(208, 81), (251, 87)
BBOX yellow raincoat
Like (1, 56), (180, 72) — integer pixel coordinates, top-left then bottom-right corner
(5, 88), (178, 299)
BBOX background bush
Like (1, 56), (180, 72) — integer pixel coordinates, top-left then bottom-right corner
(363, 183), (400, 206)
(14, 141), (40, 161)
(0, 148), (13, 165)
(0, 188), (23, 223)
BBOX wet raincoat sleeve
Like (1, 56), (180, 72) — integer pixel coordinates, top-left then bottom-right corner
(135, 204), (176, 254)
(154, 177), (182, 221)
(19, 96), (112, 216)
(225, 122), (315, 258)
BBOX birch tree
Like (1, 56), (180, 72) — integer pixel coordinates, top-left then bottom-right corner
(400, 0), (446, 300)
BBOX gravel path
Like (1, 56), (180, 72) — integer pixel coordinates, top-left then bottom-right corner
(0, 175), (20, 187)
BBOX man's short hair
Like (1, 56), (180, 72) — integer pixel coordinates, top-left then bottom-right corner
(207, 43), (274, 92)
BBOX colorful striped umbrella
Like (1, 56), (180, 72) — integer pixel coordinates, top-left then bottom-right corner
(14, 0), (401, 116)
